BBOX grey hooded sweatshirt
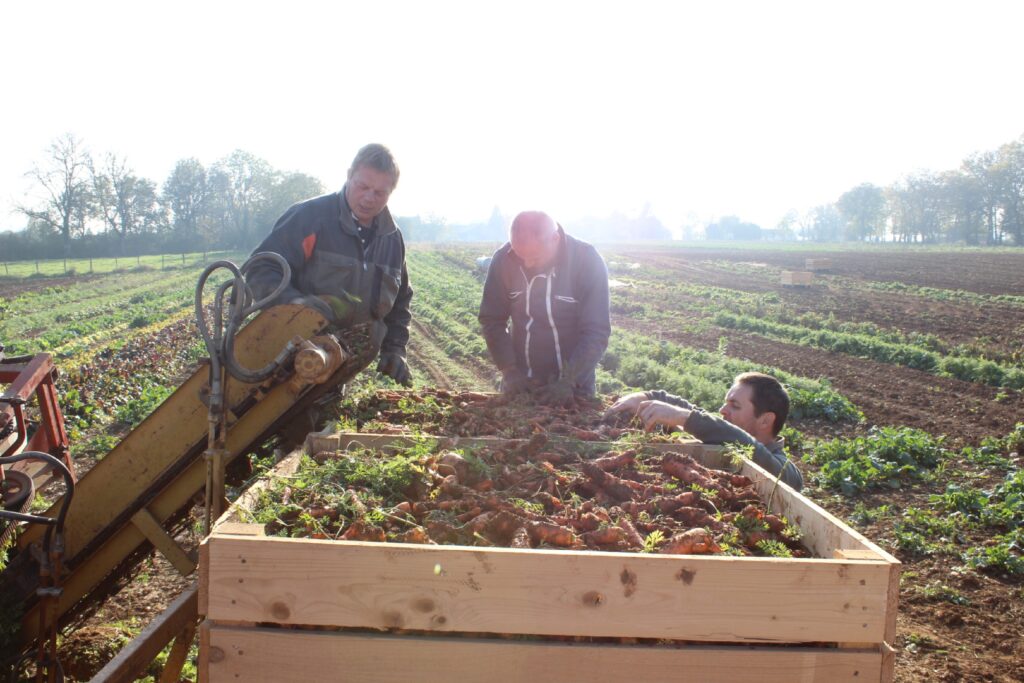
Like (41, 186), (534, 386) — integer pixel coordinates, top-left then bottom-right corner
(647, 390), (804, 490)
(478, 228), (610, 394)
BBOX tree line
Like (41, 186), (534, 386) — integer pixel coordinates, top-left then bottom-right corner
(3, 134), (325, 261)
(4, 131), (1021, 261)
(784, 134), (1024, 245)
(3, 135), (673, 262)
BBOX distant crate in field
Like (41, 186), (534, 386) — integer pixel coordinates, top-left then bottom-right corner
(805, 258), (832, 271)
(781, 271), (814, 286)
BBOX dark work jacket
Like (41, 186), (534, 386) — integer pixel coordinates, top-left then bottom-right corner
(247, 189), (412, 355)
(478, 229), (610, 393)
(647, 390), (804, 490)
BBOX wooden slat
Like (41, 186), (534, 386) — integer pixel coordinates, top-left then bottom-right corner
(202, 534), (892, 644)
(91, 585), (198, 683)
(834, 549), (883, 561)
(203, 625), (883, 683)
(159, 621), (196, 683)
(740, 457), (898, 564)
(214, 522), (265, 536)
(131, 507), (197, 576)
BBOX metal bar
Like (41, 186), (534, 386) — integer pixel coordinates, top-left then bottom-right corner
(1, 402), (28, 458)
(0, 354), (53, 402)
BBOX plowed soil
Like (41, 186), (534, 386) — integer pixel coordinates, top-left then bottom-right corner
(609, 246), (1024, 683)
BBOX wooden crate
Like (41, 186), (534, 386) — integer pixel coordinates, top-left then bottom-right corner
(199, 434), (899, 683)
(781, 270), (814, 286)
(805, 258), (833, 271)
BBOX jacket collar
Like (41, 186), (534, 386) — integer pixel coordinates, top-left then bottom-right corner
(337, 187), (398, 238)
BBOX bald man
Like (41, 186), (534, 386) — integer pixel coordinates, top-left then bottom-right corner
(478, 211), (611, 405)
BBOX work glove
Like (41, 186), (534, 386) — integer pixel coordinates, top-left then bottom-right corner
(499, 368), (529, 397)
(289, 295), (335, 322)
(377, 351), (412, 387)
(538, 377), (576, 408)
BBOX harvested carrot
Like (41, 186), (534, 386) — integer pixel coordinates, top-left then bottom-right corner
(590, 449), (637, 471)
(617, 517), (646, 548)
(342, 521), (386, 542)
(526, 521), (578, 547)
(396, 527), (432, 544)
(584, 526), (627, 546)
(581, 461), (638, 501)
(660, 528), (721, 555)
(510, 526), (531, 548)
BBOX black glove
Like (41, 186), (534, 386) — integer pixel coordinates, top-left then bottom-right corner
(538, 377), (577, 408)
(377, 351), (412, 387)
(500, 368), (529, 397)
(289, 295), (334, 322)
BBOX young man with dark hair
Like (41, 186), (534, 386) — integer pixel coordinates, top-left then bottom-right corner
(247, 143), (413, 386)
(606, 372), (803, 490)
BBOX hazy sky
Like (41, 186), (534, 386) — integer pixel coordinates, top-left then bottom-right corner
(2, 0), (1023, 234)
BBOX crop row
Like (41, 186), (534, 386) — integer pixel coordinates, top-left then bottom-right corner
(807, 423), (1024, 575)
(0, 266), (233, 358)
(713, 310), (1024, 389)
(607, 269), (1019, 367)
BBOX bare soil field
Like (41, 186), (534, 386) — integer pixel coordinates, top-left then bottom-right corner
(625, 247), (1024, 295)
(609, 246), (1024, 683)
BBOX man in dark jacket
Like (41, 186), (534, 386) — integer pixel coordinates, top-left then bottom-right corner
(247, 143), (413, 386)
(478, 211), (610, 405)
(605, 372), (804, 490)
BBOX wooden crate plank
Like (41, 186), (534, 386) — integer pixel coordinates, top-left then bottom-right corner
(204, 625), (883, 683)
(202, 535), (891, 644)
(781, 271), (814, 286)
(739, 457), (898, 564)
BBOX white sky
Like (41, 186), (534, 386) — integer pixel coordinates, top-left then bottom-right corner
(2, 0), (1023, 234)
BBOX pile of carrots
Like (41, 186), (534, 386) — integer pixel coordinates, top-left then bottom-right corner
(264, 392), (807, 558)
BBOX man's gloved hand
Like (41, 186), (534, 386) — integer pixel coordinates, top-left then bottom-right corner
(538, 377), (576, 408)
(500, 368), (529, 397)
(289, 295), (335, 322)
(377, 351), (412, 387)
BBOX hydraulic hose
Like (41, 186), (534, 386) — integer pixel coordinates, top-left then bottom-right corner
(0, 452), (74, 683)
(194, 252), (295, 385)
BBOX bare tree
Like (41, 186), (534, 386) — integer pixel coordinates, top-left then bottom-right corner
(17, 133), (92, 256)
(162, 158), (211, 246)
(91, 153), (163, 254)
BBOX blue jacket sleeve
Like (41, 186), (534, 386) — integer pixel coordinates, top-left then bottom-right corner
(683, 410), (803, 490)
(647, 390), (804, 490)
(566, 246), (611, 382)
(478, 250), (517, 372)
